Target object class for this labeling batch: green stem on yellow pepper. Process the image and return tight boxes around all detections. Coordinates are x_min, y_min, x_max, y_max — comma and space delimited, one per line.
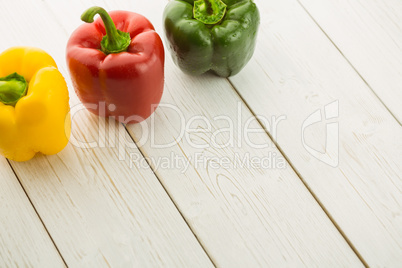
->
0, 73, 28, 106
81, 6, 131, 54
193, 0, 227, 25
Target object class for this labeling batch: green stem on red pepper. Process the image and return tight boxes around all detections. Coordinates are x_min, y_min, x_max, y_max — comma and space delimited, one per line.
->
81, 6, 131, 54
193, 0, 227, 24
0, 73, 28, 106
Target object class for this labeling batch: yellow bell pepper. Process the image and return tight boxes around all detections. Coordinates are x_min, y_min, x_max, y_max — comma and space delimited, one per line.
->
0, 47, 71, 162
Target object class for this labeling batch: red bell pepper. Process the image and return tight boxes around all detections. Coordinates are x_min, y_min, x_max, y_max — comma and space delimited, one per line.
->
66, 6, 164, 123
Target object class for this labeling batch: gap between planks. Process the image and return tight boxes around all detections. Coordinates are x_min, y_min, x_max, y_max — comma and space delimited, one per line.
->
6, 159, 68, 267
122, 125, 218, 267
225, 79, 369, 267
296, 0, 401, 126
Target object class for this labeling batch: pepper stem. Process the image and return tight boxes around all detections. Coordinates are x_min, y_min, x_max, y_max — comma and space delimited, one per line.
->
81, 6, 131, 54
193, 0, 227, 25
0, 73, 28, 106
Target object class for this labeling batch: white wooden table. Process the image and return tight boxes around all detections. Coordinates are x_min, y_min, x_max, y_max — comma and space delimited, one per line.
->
1, 0, 401, 267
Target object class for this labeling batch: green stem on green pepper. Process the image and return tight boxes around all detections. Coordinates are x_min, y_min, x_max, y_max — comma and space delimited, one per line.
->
193, 0, 227, 25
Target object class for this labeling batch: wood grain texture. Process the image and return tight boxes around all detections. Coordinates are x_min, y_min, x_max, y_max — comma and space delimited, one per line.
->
298, 0, 402, 123
229, 0, 402, 266
0, 1, 212, 267
130, 74, 363, 267
0, 158, 65, 267
113, 0, 361, 266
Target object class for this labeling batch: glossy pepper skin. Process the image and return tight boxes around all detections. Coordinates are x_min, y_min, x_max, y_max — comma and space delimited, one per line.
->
66, 7, 165, 124
0, 47, 71, 162
163, 0, 260, 77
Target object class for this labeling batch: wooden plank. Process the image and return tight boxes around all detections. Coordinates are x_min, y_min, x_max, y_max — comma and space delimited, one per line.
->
298, 0, 402, 122
0, 1, 212, 266
229, 0, 402, 266
102, 0, 363, 266
0, 158, 65, 267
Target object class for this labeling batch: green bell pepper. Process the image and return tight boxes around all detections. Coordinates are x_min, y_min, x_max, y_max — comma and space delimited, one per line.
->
163, 0, 260, 77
